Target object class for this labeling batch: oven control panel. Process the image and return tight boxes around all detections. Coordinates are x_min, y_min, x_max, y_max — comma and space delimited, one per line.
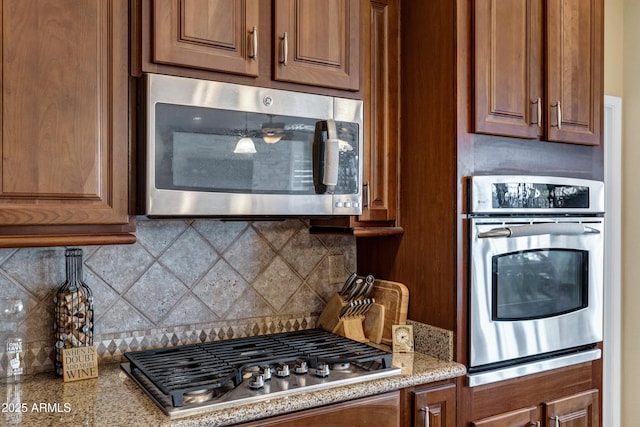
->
469, 175, 604, 215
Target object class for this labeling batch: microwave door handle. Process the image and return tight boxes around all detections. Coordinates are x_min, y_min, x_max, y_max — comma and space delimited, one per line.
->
477, 222, 601, 239
313, 119, 340, 194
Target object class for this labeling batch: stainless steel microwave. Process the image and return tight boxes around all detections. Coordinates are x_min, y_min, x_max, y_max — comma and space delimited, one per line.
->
140, 73, 363, 217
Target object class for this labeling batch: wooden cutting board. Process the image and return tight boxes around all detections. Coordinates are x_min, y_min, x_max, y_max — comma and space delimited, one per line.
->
368, 279, 409, 345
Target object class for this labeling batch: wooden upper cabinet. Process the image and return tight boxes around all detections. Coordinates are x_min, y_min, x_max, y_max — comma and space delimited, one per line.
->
546, 0, 603, 145
0, 0, 134, 247
153, 0, 260, 77
473, 0, 603, 145
310, 0, 400, 236
473, 0, 542, 139
357, 0, 399, 225
143, 0, 360, 92
273, 0, 360, 90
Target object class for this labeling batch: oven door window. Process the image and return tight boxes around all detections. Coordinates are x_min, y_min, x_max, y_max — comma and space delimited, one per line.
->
154, 103, 359, 195
492, 249, 588, 320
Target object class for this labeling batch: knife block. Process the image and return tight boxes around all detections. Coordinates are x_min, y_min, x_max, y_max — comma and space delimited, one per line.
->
317, 293, 367, 342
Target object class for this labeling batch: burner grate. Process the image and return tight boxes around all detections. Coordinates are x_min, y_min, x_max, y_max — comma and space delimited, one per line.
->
124, 329, 394, 408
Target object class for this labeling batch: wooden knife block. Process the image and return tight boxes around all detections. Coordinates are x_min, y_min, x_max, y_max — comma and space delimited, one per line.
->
317, 293, 367, 342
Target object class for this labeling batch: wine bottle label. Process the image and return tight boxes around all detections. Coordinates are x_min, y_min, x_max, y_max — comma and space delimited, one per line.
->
6, 340, 22, 353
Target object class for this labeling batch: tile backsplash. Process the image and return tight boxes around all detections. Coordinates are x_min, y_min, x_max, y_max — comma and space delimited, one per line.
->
0, 218, 356, 375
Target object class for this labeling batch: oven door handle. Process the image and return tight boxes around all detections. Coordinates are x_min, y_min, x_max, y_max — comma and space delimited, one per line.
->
477, 222, 600, 239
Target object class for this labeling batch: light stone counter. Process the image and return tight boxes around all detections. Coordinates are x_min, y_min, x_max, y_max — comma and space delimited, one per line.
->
0, 352, 465, 427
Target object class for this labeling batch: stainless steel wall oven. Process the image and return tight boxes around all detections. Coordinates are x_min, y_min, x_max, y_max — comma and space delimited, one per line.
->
467, 176, 604, 386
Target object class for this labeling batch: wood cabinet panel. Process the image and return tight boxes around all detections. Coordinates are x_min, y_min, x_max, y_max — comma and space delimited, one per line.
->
153, 0, 260, 76
546, 0, 603, 145
357, 0, 398, 224
544, 389, 599, 427
473, 0, 603, 145
141, 0, 360, 92
470, 389, 599, 427
274, 0, 360, 90
0, 0, 134, 245
237, 391, 400, 427
472, 406, 539, 427
473, 0, 542, 138
413, 383, 456, 427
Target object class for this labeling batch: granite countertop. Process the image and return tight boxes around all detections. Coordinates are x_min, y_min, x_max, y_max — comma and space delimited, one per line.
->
0, 352, 465, 427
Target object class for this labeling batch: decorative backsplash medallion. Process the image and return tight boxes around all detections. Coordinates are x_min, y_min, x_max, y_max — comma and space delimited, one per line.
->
0, 218, 356, 375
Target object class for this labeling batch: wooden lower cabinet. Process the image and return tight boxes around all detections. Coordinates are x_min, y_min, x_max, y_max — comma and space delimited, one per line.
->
470, 389, 599, 427
472, 406, 539, 427
236, 391, 400, 426
545, 389, 599, 427
413, 383, 456, 427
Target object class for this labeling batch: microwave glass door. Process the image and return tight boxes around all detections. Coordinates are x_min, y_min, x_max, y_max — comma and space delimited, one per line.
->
492, 248, 588, 320
154, 103, 359, 195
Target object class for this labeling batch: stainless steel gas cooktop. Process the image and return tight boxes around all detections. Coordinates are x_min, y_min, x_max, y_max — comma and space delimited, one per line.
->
121, 329, 401, 418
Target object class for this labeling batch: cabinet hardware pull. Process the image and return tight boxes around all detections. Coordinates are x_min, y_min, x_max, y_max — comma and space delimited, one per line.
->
363, 182, 370, 209
281, 32, 289, 65
531, 98, 542, 128
419, 406, 430, 427
250, 26, 257, 60
551, 415, 559, 427
552, 100, 562, 129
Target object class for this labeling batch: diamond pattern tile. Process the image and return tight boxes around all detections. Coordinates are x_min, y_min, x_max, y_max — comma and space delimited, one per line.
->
253, 256, 303, 311
252, 219, 303, 250
0, 248, 18, 265
159, 227, 219, 287
280, 228, 329, 278
85, 243, 154, 293
282, 284, 327, 314
83, 268, 119, 314
192, 260, 249, 317
97, 299, 153, 335
2, 247, 64, 299
223, 227, 276, 282
0, 218, 355, 374
194, 220, 248, 253
125, 263, 188, 323
159, 293, 217, 327
135, 218, 189, 257
306, 256, 342, 303
224, 287, 275, 319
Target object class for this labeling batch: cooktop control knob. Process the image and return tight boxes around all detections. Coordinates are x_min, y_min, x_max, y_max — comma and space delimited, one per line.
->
260, 365, 271, 381
315, 363, 330, 378
293, 361, 308, 375
249, 374, 265, 390
275, 364, 290, 378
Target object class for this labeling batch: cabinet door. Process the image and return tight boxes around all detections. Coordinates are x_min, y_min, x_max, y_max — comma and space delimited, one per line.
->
274, 0, 360, 90
473, 0, 543, 139
471, 406, 540, 427
238, 391, 400, 427
357, 0, 398, 224
544, 389, 599, 427
546, 0, 603, 145
413, 383, 456, 427
0, 0, 134, 246
153, 0, 260, 76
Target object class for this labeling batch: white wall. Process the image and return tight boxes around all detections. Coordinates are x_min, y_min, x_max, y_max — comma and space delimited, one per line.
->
621, 0, 640, 425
